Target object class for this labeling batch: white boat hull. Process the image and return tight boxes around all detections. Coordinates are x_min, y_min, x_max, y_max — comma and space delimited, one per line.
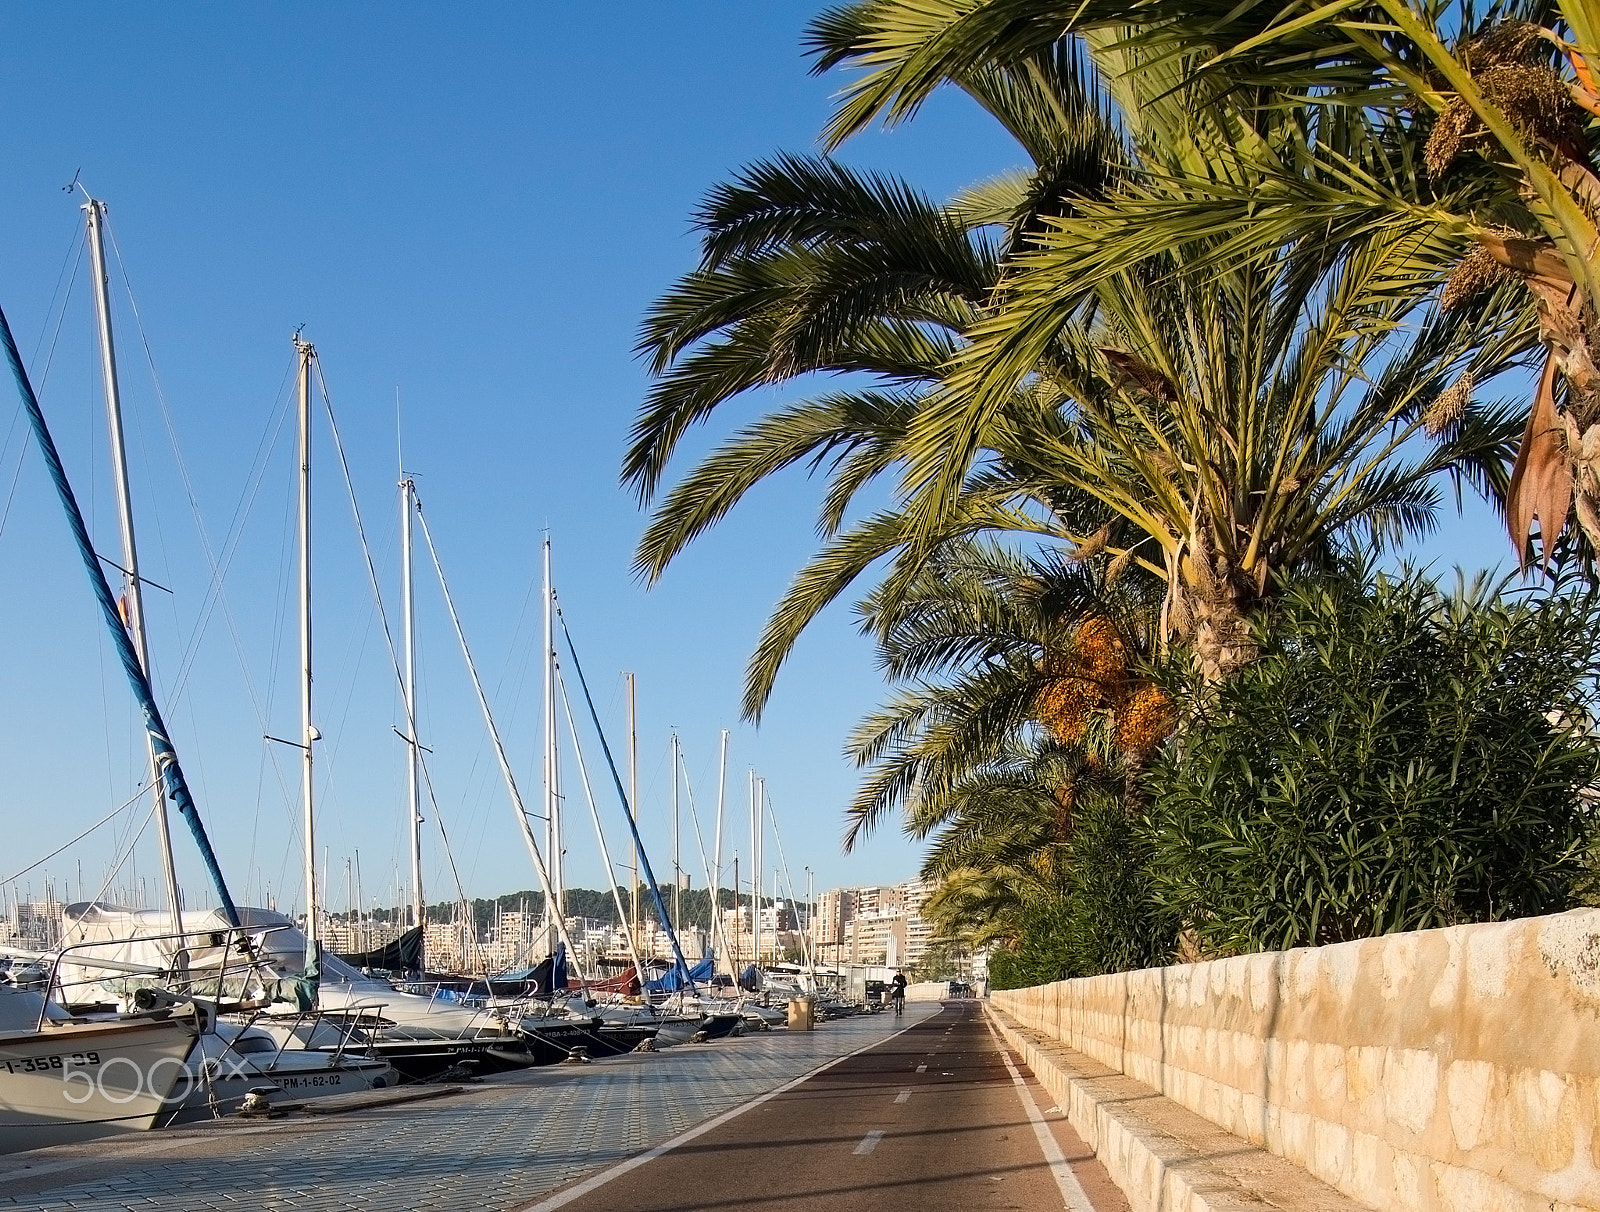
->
0, 1016, 197, 1153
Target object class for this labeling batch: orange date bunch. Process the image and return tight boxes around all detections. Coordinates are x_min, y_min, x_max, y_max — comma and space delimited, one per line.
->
1034, 618, 1174, 759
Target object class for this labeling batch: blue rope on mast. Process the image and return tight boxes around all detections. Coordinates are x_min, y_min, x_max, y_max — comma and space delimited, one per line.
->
0, 300, 240, 929
557, 611, 695, 989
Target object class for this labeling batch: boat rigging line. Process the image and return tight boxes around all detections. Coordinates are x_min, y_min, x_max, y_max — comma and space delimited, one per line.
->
0, 298, 241, 926
676, 750, 732, 974
64, 798, 161, 937
0, 783, 154, 890
761, 790, 821, 988
0, 220, 83, 547
554, 602, 697, 988
410, 489, 592, 992
555, 666, 649, 992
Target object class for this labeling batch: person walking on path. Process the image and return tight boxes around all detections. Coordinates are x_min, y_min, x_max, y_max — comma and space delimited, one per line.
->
889, 971, 907, 1016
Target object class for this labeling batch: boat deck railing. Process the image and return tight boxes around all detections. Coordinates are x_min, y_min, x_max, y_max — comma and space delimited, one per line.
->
39, 923, 300, 1032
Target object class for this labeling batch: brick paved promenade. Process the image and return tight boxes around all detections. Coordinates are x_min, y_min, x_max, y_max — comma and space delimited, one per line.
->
0, 1003, 1127, 1212
0, 1008, 941, 1211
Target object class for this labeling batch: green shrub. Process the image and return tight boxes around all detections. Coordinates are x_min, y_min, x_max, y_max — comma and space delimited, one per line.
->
1059, 788, 1177, 973
987, 899, 1075, 989
1144, 569, 1600, 956
987, 790, 1176, 988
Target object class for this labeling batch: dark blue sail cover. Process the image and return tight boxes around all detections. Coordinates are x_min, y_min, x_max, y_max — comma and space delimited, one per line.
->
505, 942, 570, 996
0, 301, 240, 928
646, 951, 714, 993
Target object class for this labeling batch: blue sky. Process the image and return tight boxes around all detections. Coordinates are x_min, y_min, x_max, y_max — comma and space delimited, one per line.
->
0, 5, 1513, 923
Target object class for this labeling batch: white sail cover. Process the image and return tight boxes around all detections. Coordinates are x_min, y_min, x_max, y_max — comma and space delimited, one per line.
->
56, 903, 312, 1004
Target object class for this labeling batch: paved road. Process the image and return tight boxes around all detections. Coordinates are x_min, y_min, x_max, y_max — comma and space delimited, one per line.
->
524, 1002, 1129, 1212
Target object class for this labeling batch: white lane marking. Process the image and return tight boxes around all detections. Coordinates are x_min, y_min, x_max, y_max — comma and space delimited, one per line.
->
854, 1130, 885, 1156
982, 1015, 1097, 1212
894, 1089, 911, 1104
516, 1012, 934, 1212
916, 1064, 927, 1073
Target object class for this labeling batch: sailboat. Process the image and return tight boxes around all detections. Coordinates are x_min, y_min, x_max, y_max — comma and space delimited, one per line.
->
197, 383, 644, 1077
0, 208, 261, 1149
32, 209, 391, 1113
40, 334, 500, 1084
219, 341, 552, 1079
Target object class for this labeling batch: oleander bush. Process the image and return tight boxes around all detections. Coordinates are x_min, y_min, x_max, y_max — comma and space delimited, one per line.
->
1143, 568, 1600, 956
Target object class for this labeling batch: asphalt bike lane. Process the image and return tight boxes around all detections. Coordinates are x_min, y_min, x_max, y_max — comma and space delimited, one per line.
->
520, 1001, 1128, 1212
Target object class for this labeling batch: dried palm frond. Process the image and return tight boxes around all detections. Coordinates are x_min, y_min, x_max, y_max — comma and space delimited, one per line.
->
1101, 348, 1177, 401
1166, 589, 1192, 637
1507, 351, 1571, 569
1148, 449, 1179, 475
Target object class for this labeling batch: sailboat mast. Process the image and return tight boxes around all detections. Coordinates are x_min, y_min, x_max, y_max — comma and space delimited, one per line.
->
670, 732, 680, 933
83, 197, 183, 924
296, 337, 319, 954
542, 536, 561, 951
401, 476, 424, 960
626, 672, 638, 946
557, 667, 649, 992
747, 770, 757, 967
355, 848, 365, 951
756, 776, 765, 967
712, 729, 727, 977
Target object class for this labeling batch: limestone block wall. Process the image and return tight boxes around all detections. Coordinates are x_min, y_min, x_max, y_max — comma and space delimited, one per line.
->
992, 908, 1600, 1212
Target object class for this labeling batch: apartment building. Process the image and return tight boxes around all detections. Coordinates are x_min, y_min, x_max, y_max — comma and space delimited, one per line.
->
810, 876, 934, 969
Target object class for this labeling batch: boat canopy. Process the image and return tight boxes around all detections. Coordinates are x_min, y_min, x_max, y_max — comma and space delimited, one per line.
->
335, 926, 423, 974
56, 903, 352, 1007
648, 952, 715, 993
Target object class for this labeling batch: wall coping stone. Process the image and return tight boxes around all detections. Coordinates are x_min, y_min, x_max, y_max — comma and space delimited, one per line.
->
988, 1005, 1369, 1212
991, 907, 1600, 1212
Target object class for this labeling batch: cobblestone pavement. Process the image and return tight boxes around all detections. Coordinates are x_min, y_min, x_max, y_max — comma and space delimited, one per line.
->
0, 1006, 939, 1212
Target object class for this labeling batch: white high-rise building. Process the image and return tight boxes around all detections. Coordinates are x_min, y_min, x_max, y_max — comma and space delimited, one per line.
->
810, 876, 935, 969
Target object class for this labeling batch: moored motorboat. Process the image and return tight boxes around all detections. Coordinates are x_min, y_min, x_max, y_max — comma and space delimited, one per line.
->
0, 984, 203, 1153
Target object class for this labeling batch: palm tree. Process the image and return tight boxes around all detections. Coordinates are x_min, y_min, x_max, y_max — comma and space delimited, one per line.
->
631, 15, 1527, 708
808, 0, 1599, 566
913, 734, 1174, 977
628, 154, 1042, 720
844, 536, 1167, 845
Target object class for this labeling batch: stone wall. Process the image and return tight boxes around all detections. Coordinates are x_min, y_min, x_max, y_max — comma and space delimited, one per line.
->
991, 908, 1600, 1212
